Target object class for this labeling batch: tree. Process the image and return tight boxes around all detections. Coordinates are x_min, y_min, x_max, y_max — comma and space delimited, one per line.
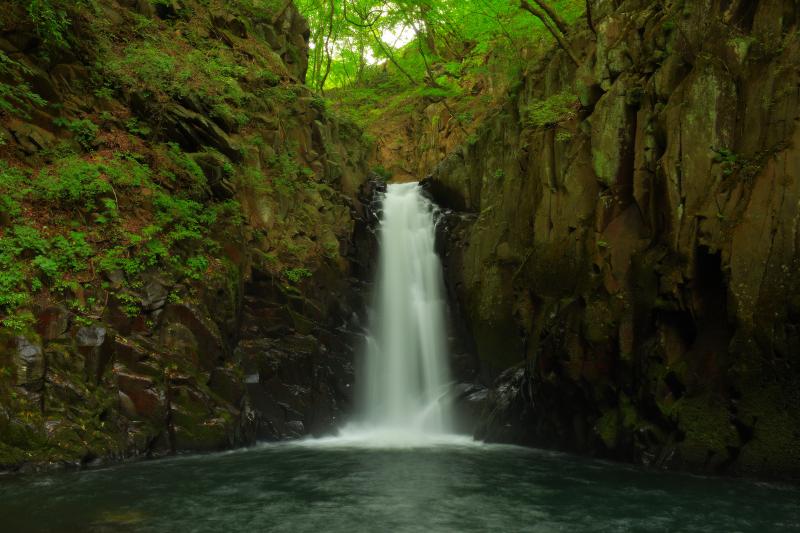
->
295, 0, 586, 92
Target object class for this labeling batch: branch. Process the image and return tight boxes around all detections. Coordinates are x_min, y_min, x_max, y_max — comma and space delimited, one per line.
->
519, 0, 580, 66
530, 0, 571, 35
369, 27, 416, 84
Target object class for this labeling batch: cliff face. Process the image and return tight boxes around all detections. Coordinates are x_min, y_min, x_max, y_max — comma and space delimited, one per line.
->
0, 0, 373, 469
428, 0, 800, 479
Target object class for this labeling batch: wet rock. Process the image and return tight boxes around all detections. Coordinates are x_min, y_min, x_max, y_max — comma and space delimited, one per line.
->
169, 385, 231, 451
427, 0, 800, 479
105, 269, 125, 288
10, 123, 55, 154
209, 367, 245, 406
0, 0, 372, 472
36, 306, 71, 341
77, 325, 106, 347
153, 0, 184, 19
140, 277, 168, 312
118, 390, 138, 418
450, 383, 489, 434
116, 369, 164, 420
211, 11, 247, 38
161, 103, 241, 161
193, 151, 235, 199
160, 304, 224, 370
14, 337, 44, 388
76, 325, 114, 383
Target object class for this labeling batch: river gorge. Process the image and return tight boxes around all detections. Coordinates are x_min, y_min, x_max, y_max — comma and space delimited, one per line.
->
1, 0, 799, 530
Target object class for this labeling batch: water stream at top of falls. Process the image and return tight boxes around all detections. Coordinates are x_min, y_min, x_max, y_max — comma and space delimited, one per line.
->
335, 181, 457, 445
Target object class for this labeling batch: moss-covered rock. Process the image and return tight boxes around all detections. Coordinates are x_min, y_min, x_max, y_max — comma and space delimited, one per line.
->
0, 0, 371, 471
431, 0, 800, 480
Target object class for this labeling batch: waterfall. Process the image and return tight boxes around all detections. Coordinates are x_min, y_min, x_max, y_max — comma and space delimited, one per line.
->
352, 182, 454, 440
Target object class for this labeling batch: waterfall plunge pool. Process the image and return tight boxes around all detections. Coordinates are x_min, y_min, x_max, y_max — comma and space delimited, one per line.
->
3, 184, 797, 531
1, 439, 798, 532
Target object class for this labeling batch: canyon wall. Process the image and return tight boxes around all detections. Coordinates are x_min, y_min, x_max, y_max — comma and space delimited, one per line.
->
428, 0, 800, 479
0, 0, 373, 470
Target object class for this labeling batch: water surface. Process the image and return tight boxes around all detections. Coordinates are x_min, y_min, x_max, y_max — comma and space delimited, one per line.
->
1, 439, 797, 532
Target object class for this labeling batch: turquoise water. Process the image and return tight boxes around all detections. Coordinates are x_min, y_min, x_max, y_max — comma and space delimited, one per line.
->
1, 439, 798, 532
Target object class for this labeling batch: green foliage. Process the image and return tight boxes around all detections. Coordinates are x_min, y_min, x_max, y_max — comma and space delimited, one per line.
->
268, 151, 305, 195
0, 52, 47, 118
185, 256, 210, 280
125, 118, 151, 137
108, 42, 249, 114
296, 0, 584, 92
524, 92, 579, 128
372, 165, 392, 181
0, 144, 245, 326
35, 156, 112, 210
311, 95, 328, 114
153, 192, 215, 245
284, 267, 312, 284
116, 293, 141, 318
555, 130, 573, 143
53, 118, 99, 150
1, 311, 35, 333
165, 143, 207, 187
21, 0, 71, 47
712, 147, 739, 176
0, 163, 30, 220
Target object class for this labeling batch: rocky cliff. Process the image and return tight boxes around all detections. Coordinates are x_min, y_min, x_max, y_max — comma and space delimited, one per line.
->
0, 0, 374, 470
428, 0, 800, 480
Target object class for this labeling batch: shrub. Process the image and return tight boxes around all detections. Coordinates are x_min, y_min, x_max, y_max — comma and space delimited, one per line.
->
165, 143, 207, 187
53, 118, 99, 150
284, 267, 312, 284
35, 156, 113, 210
20, 0, 71, 47
372, 165, 392, 181
185, 255, 210, 280
524, 92, 579, 128
0, 52, 46, 118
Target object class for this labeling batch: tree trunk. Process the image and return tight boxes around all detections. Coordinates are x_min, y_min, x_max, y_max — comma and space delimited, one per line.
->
420, 5, 438, 55
318, 0, 335, 92
370, 27, 416, 85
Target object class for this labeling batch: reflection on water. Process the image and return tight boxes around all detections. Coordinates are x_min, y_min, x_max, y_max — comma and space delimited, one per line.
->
0, 441, 798, 532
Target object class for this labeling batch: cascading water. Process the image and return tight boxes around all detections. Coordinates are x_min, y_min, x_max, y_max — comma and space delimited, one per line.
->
362, 182, 452, 433
335, 182, 456, 444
